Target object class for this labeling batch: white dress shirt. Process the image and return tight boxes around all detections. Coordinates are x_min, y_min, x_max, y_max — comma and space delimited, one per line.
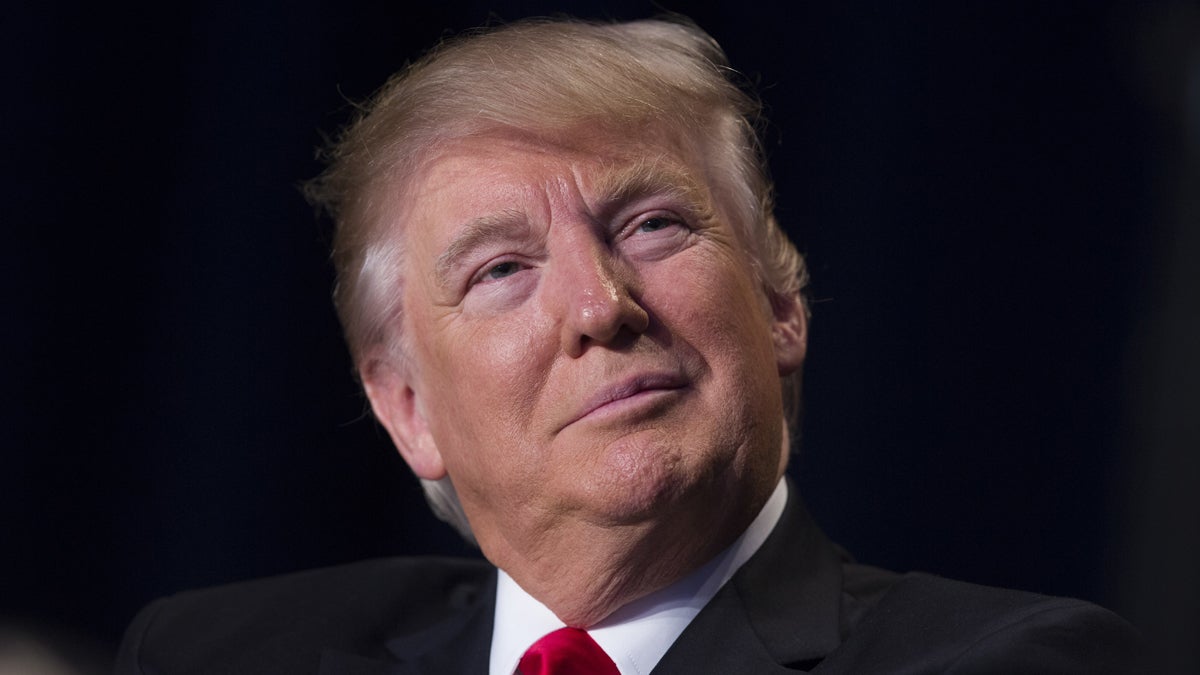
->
488, 478, 788, 675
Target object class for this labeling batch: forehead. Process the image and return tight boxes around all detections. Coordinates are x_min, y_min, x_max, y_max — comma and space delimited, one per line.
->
395, 127, 714, 252
376, 128, 710, 275
411, 126, 711, 209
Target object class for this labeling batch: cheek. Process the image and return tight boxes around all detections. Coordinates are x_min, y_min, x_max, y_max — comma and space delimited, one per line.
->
414, 310, 557, 456
420, 307, 544, 383
653, 253, 775, 364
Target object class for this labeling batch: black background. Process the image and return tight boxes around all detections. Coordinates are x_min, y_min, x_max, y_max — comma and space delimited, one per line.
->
4, 0, 1198, 669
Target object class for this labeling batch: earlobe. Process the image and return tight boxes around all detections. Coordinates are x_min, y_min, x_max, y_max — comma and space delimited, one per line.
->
361, 357, 447, 481
772, 292, 808, 375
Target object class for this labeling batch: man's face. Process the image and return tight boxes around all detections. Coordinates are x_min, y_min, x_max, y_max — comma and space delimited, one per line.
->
368, 125, 806, 565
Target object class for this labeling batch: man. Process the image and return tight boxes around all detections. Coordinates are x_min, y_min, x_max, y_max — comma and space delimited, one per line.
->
117, 17, 1141, 674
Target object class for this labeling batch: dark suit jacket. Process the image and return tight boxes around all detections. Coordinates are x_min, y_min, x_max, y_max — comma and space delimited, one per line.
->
117, 490, 1142, 674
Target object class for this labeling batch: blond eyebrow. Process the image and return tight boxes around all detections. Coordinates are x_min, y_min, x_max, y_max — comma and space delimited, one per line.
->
433, 209, 530, 290
590, 157, 714, 221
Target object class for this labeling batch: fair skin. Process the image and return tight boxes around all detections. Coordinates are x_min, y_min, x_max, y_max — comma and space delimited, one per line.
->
364, 125, 807, 627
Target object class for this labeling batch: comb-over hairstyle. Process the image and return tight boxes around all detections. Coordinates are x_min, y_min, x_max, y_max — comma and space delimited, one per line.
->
305, 17, 809, 543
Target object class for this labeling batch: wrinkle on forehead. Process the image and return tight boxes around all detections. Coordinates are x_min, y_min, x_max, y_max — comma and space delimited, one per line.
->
421, 122, 717, 199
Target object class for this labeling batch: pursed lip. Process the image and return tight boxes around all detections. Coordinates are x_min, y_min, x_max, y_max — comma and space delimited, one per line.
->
563, 371, 690, 429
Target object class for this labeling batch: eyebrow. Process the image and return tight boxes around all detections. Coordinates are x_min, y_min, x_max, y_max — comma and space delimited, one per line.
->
589, 157, 713, 222
433, 209, 531, 290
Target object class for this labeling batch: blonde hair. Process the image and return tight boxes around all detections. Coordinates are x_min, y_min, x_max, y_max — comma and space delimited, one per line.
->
305, 17, 808, 542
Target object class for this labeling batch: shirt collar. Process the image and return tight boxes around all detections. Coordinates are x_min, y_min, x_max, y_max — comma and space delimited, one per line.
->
488, 478, 788, 675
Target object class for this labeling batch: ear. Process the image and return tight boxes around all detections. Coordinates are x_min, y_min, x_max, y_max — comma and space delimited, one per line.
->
360, 355, 447, 481
771, 291, 808, 376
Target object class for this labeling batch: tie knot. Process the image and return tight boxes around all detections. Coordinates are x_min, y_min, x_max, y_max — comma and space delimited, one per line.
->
518, 627, 619, 675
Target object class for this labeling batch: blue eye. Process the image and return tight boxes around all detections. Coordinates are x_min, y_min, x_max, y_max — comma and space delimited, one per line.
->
485, 261, 521, 280
638, 217, 674, 233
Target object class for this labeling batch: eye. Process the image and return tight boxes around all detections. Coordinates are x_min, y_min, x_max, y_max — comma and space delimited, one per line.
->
482, 260, 523, 281
636, 216, 683, 234
617, 211, 693, 262
638, 216, 675, 233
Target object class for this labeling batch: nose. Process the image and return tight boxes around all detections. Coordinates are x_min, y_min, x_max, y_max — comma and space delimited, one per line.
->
551, 242, 650, 358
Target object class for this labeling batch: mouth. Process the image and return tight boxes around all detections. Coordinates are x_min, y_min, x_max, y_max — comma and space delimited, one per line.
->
564, 371, 690, 429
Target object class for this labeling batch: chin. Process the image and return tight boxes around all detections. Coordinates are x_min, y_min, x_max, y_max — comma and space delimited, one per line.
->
575, 431, 723, 526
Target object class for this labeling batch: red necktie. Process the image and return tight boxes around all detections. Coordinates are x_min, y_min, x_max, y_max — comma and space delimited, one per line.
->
518, 627, 620, 675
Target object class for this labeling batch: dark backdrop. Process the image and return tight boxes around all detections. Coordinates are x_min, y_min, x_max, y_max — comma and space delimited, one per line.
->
4, 0, 1197, 669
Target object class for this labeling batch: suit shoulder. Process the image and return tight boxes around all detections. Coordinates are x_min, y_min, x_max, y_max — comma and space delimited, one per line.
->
139, 556, 493, 631
829, 572, 1144, 674
116, 556, 493, 674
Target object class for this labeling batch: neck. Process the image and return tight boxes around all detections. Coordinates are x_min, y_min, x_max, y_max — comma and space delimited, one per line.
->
482, 478, 775, 627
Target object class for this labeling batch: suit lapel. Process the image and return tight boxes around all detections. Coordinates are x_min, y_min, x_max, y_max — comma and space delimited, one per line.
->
318, 568, 496, 675
652, 482, 846, 673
